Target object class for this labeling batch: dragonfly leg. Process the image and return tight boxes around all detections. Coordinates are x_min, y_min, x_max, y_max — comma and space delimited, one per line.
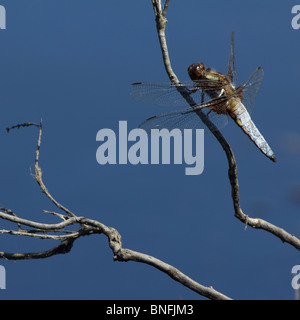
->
201, 90, 205, 105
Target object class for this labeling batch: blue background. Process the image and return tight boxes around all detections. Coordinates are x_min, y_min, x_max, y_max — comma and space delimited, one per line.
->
0, 0, 300, 300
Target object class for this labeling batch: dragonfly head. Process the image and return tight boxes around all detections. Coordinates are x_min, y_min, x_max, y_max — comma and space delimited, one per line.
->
188, 63, 206, 81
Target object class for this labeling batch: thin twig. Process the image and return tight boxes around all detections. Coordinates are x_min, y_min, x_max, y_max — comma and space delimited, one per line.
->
6, 122, 39, 133
43, 210, 69, 221
0, 229, 80, 240
162, 0, 170, 16
34, 120, 76, 218
0, 238, 75, 260
116, 248, 231, 300
0, 210, 80, 230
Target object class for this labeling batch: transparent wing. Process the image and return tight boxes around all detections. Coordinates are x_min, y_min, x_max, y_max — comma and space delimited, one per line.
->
139, 105, 229, 133
238, 66, 264, 115
131, 80, 225, 107
227, 31, 238, 86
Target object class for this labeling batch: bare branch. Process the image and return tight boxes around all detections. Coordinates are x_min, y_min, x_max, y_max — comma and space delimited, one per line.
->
152, 0, 178, 84
162, 0, 170, 16
6, 122, 39, 133
116, 248, 231, 300
2, 0, 297, 301
0, 123, 231, 299
0, 210, 80, 231
151, 0, 300, 251
43, 210, 69, 221
0, 238, 75, 260
33, 120, 76, 218
235, 209, 300, 249
0, 203, 231, 299
0, 229, 79, 240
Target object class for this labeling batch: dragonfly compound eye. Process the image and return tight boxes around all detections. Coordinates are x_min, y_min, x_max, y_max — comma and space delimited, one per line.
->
188, 63, 206, 80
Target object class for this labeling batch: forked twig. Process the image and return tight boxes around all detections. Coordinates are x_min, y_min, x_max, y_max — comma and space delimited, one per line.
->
1, 118, 231, 299
33, 119, 76, 218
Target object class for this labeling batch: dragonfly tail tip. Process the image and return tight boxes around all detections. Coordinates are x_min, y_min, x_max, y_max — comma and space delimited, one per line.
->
270, 155, 277, 163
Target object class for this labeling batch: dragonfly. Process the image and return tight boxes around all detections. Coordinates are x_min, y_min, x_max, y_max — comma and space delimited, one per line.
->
131, 32, 277, 163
